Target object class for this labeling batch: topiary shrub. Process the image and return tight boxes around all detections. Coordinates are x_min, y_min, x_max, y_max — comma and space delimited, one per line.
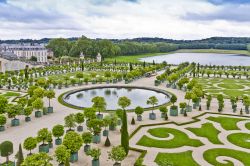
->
104, 137, 111, 147
131, 117, 135, 125
0, 141, 14, 164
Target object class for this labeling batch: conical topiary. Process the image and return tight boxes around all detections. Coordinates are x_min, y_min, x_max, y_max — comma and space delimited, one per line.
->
105, 136, 111, 147
131, 117, 135, 125
16, 144, 24, 166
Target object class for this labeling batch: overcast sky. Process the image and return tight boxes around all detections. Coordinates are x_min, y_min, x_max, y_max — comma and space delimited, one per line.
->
1, 0, 250, 40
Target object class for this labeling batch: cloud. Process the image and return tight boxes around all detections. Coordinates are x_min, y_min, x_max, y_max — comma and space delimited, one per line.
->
0, 0, 250, 40
208, 0, 250, 5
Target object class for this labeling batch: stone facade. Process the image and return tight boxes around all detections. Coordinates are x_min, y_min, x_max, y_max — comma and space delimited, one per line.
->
0, 57, 29, 73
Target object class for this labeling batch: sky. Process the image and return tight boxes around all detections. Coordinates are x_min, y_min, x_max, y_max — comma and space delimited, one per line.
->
1, 0, 250, 40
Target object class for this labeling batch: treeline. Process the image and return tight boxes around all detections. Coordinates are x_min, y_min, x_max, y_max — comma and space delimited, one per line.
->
46, 37, 178, 58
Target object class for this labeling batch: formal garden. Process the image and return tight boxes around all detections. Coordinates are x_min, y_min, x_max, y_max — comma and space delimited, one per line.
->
1, 60, 250, 166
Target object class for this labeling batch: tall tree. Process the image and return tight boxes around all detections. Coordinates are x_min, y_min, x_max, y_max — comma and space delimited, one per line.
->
118, 96, 131, 155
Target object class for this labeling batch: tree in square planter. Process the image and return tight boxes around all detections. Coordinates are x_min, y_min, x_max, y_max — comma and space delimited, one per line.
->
47, 132, 53, 148
32, 98, 44, 118
55, 145, 71, 166
82, 132, 93, 153
23, 137, 37, 155
159, 106, 168, 119
6, 103, 21, 127
217, 94, 224, 112
118, 96, 130, 155
0, 141, 14, 165
21, 152, 52, 166
179, 102, 187, 116
243, 97, 250, 114
230, 96, 238, 113
206, 95, 212, 110
103, 115, 111, 136
87, 118, 103, 144
192, 87, 203, 108
109, 113, 118, 131
92, 96, 107, 119
52, 124, 65, 145
135, 106, 144, 121
17, 97, 28, 113
75, 112, 85, 132
45, 89, 55, 113
170, 95, 178, 116
37, 128, 50, 153
0, 114, 7, 132
108, 146, 126, 166
87, 148, 101, 166
84, 107, 97, 124
63, 131, 83, 163
64, 114, 77, 132
146, 96, 158, 120
24, 106, 33, 122
184, 91, 193, 112
192, 94, 199, 109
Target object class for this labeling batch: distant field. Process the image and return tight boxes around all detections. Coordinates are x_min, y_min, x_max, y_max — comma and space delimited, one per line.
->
176, 49, 250, 56
105, 52, 174, 63
105, 49, 250, 63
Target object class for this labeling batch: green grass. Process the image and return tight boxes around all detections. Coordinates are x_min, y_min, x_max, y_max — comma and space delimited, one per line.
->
217, 83, 244, 89
155, 151, 199, 166
2, 92, 20, 97
186, 123, 222, 144
176, 49, 250, 56
207, 116, 246, 130
105, 52, 174, 63
227, 133, 250, 149
245, 123, 250, 130
136, 127, 203, 148
148, 128, 170, 138
203, 148, 250, 166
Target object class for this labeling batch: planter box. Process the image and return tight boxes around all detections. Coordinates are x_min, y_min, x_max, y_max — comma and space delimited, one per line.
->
43, 108, 48, 115
92, 134, 101, 144
186, 105, 192, 112
125, 80, 129, 84
180, 108, 185, 114
49, 142, 53, 148
55, 138, 62, 145
103, 129, 109, 136
245, 106, 249, 114
70, 152, 78, 163
0, 125, 5, 132
92, 159, 100, 166
25, 117, 31, 122
47, 107, 53, 113
137, 115, 142, 121
96, 113, 103, 119
109, 124, 116, 131
193, 103, 197, 109
171, 84, 176, 89
35, 111, 42, 118
117, 119, 122, 126
170, 107, 178, 116
84, 144, 90, 153
77, 126, 83, 132
113, 163, 121, 166
161, 113, 166, 118
149, 112, 156, 120
11, 119, 20, 126
39, 144, 49, 153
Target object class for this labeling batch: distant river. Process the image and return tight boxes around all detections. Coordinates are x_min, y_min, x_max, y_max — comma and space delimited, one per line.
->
140, 53, 250, 66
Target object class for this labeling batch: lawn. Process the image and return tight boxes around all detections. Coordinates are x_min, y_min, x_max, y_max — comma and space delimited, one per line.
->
148, 128, 170, 138
155, 151, 199, 166
196, 78, 250, 98
136, 127, 203, 148
186, 123, 222, 144
203, 148, 250, 166
245, 122, 250, 130
207, 116, 246, 130
227, 133, 250, 149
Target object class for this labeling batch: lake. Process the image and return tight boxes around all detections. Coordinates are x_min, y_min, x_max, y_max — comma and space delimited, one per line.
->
140, 53, 250, 66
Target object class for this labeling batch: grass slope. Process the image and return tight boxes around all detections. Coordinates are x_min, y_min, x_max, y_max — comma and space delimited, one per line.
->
186, 123, 222, 144
155, 151, 199, 166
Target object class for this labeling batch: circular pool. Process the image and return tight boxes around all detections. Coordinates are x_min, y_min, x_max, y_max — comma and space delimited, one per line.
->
62, 86, 171, 110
